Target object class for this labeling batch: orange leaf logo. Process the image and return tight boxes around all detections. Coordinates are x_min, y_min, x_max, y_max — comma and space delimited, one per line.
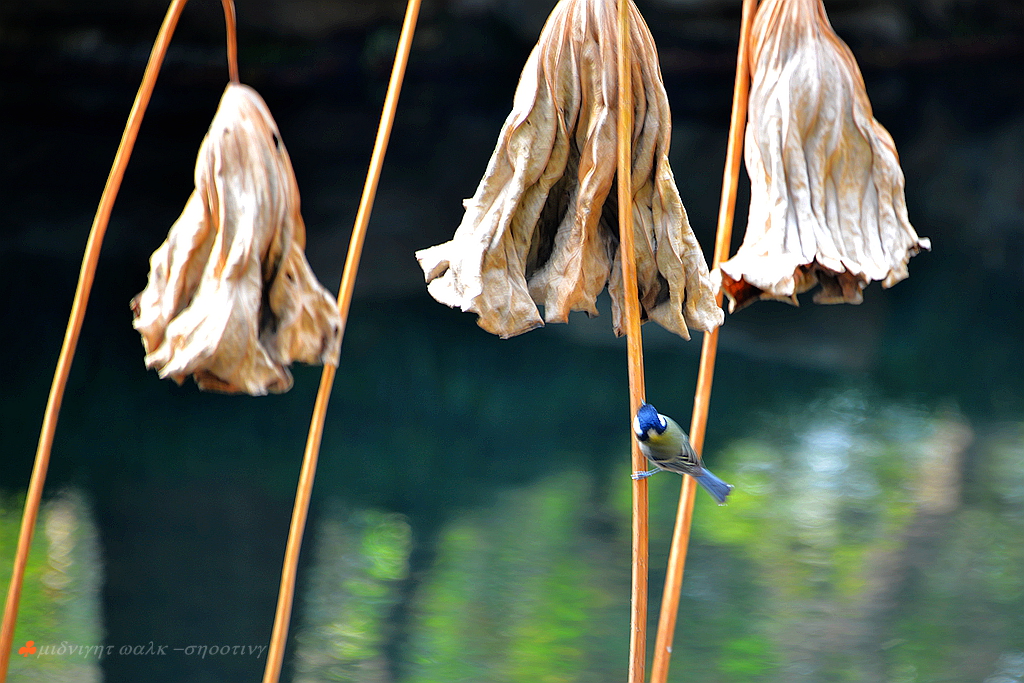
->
19, 640, 36, 657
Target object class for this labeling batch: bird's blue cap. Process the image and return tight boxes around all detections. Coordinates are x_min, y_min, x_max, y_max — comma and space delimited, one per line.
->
634, 403, 667, 440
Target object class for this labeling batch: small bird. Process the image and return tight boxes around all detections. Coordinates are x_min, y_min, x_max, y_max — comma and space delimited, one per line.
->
632, 403, 734, 505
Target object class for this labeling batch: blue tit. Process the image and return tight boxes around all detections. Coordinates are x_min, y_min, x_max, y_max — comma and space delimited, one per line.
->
631, 402, 734, 505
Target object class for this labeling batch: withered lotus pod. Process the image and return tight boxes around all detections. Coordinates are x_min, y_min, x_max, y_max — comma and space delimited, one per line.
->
716, 0, 931, 310
415, 0, 723, 339
131, 83, 341, 395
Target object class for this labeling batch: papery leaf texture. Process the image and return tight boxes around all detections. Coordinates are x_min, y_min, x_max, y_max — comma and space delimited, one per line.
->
716, 0, 930, 310
132, 83, 341, 395
416, 0, 723, 339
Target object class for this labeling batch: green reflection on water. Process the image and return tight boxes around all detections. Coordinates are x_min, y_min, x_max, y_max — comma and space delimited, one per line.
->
405, 472, 607, 683
6, 389, 1024, 683
294, 508, 412, 681
289, 390, 1024, 682
1, 490, 102, 683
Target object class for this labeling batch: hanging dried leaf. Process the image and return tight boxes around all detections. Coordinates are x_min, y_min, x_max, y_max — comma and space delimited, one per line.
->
131, 83, 341, 395
415, 0, 723, 339
715, 0, 931, 310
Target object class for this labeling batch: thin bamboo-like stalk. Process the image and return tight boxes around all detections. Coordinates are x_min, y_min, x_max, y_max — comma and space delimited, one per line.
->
259, 2, 421, 681
0, 3, 238, 680
648, 0, 757, 681
616, 2, 649, 683
222, 0, 239, 84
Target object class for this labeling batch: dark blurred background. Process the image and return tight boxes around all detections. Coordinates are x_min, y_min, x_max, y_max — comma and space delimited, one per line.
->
2, 0, 1023, 681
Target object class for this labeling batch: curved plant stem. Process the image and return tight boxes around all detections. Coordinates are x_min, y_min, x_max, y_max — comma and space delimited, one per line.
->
0, 0, 217, 677
259, 2, 421, 681
647, 1, 757, 682
616, 2, 649, 683
222, 0, 239, 83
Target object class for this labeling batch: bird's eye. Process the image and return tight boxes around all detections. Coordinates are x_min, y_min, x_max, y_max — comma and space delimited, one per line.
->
658, 416, 668, 431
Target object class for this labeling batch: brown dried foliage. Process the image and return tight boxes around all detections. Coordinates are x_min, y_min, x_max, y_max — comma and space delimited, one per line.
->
416, 0, 723, 339
716, 0, 931, 310
132, 83, 341, 395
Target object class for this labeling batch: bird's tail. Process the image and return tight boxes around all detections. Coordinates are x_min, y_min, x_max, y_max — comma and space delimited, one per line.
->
694, 470, 734, 505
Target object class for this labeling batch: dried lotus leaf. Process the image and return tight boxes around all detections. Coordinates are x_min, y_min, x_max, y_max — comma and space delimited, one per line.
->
416, 0, 722, 339
716, 0, 930, 311
132, 83, 341, 395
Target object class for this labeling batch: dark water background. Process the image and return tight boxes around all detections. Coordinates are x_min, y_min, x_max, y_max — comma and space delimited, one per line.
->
2, 1, 1024, 681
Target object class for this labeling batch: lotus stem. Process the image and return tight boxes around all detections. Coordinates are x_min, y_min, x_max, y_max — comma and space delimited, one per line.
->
222, 0, 239, 83
648, 0, 756, 681
615, 2, 650, 683
0, 0, 216, 678
259, 1, 421, 682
